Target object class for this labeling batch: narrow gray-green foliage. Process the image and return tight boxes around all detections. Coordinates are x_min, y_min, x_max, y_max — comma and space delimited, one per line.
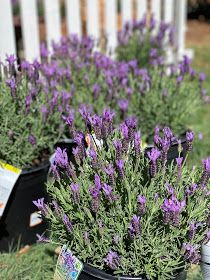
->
45, 127, 210, 279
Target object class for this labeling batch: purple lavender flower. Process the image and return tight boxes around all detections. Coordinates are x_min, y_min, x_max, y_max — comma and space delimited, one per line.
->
6, 77, 17, 99
163, 127, 173, 141
104, 164, 115, 186
50, 163, 60, 180
33, 198, 48, 216
182, 243, 200, 264
118, 99, 129, 118
137, 195, 146, 215
188, 221, 201, 240
128, 215, 141, 238
176, 75, 183, 85
203, 231, 210, 244
52, 200, 62, 216
70, 183, 80, 203
40, 106, 48, 123
89, 147, 98, 168
72, 147, 80, 165
40, 43, 49, 59
116, 159, 125, 179
6, 54, 16, 66
104, 250, 121, 270
185, 183, 198, 197
113, 139, 122, 160
125, 116, 137, 142
147, 148, 161, 177
102, 183, 116, 203
161, 196, 185, 226
201, 157, 210, 187
36, 233, 50, 243
199, 73, 206, 83
102, 108, 115, 139
89, 185, 100, 213
63, 214, 73, 232
92, 114, 102, 140
92, 83, 101, 99
54, 147, 68, 169
28, 134, 36, 146
186, 131, 194, 152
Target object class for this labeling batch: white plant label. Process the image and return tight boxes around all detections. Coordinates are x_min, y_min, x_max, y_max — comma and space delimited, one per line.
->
0, 161, 21, 218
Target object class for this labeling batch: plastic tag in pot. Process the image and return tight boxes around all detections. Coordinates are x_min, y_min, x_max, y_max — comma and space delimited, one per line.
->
54, 245, 83, 280
0, 161, 21, 218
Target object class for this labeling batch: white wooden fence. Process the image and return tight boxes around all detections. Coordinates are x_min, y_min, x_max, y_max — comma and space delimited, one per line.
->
0, 0, 190, 62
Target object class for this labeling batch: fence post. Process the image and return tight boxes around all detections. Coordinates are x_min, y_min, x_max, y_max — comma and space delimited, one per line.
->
0, 0, 16, 61
20, 0, 40, 61
175, 0, 187, 60
44, 0, 61, 50
105, 0, 117, 54
121, 0, 132, 26
136, 0, 147, 20
65, 0, 81, 37
87, 0, 100, 40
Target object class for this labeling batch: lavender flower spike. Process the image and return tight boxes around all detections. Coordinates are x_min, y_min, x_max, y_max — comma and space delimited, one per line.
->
113, 139, 122, 160
33, 197, 48, 216
116, 159, 125, 179
137, 195, 146, 215
147, 148, 161, 177
63, 214, 73, 232
104, 250, 121, 270
176, 157, 183, 180
104, 164, 115, 186
134, 131, 141, 158
128, 215, 141, 238
182, 243, 200, 264
70, 183, 80, 203
201, 157, 210, 187
186, 131, 194, 152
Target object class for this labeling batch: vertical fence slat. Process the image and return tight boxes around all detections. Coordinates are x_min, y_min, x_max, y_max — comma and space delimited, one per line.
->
0, 0, 16, 61
65, 0, 81, 36
151, 0, 161, 22
163, 0, 174, 23
87, 0, 100, 39
122, 0, 132, 25
175, 0, 187, 59
44, 0, 61, 49
105, 0, 117, 52
20, 0, 40, 61
137, 0, 147, 20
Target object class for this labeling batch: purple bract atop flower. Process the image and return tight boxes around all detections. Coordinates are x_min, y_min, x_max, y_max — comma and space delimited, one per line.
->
6, 54, 16, 66
185, 183, 198, 197
120, 122, 129, 139
147, 148, 161, 163
102, 183, 117, 203
102, 107, 115, 122
161, 195, 185, 226
33, 197, 48, 216
188, 221, 201, 240
104, 250, 121, 270
163, 127, 173, 141
54, 147, 68, 169
186, 131, 194, 152
40, 106, 48, 122
92, 83, 101, 98
113, 139, 122, 160
182, 243, 200, 264
70, 183, 80, 203
104, 164, 115, 186
176, 75, 183, 85
201, 157, 210, 187
52, 200, 62, 216
128, 215, 141, 238
28, 134, 37, 146
176, 157, 183, 166
118, 99, 129, 113
94, 173, 101, 190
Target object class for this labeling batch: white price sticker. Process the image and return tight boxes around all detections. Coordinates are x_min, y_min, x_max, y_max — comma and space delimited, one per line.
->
0, 161, 22, 218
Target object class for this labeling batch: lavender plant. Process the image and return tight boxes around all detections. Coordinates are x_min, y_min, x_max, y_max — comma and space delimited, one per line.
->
0, 56, 70, 168
36, 112, 210, 280
43, 36, 203, 141
116, 16, 176, 68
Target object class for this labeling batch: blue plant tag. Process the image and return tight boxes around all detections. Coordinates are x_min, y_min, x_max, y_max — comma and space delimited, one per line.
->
54, 245, 83, 280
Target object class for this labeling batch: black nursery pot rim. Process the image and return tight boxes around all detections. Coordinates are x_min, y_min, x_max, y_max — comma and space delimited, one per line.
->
21, 160, 50, 176
83, 263, 146, 280
83, 264, 186, 280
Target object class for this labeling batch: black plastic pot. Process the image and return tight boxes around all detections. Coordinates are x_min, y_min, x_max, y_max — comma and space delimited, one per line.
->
145, 136, 187, 165
0, 161, 50, 252
79, 264, 187, 280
